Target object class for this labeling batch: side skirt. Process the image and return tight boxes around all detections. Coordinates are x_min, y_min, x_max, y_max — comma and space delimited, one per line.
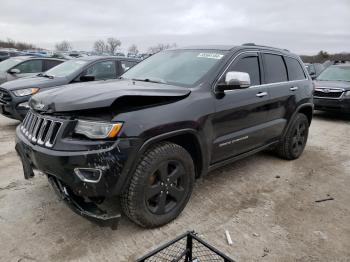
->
208, 141, 279, 172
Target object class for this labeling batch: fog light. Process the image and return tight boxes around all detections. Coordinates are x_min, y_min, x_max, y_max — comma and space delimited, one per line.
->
74, 168, 102, 183
17, 102, 30, 109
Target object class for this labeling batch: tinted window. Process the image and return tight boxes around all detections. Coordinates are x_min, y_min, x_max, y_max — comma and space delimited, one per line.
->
121, 60, 138, 73
228, 56, 261, 85
285, 57, 305, 80
263, 54, 287, 83
13, 60, 42, 73
44, 60, 63, 71
86, 60, 116, 80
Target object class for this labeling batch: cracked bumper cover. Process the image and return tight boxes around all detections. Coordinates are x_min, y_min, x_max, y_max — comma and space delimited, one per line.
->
15, 125, 142, 227
15, 125, 141, 197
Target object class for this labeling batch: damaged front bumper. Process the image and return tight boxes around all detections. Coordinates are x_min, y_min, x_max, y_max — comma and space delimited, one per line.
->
48, 175, 120, 229
15, 125, 141, 228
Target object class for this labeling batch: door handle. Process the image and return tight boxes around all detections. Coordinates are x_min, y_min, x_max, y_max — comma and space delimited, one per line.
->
290, 86, 298, 91
256, 92, 268, 98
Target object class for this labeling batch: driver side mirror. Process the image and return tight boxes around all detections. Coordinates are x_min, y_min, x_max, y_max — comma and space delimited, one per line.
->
9, 68, 20, 74
216, 71, 251, 93
80, 75, 95, 82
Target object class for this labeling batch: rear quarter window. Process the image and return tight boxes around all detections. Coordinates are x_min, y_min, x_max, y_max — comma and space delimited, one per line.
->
285, 57, 306, 81
263, 54, 288, 83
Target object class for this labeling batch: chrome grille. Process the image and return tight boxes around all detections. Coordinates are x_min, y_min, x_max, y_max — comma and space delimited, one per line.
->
0, 88, 12, 103
20, 111, 63, 148
314, 88, 344, 99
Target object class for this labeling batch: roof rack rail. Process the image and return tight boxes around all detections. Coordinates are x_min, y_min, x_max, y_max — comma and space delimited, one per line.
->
242, 43, 290, 52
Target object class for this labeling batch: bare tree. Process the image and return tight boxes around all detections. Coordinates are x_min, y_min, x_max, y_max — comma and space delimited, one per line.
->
0, 38, 38, 50
106, 37, 121, 55
147, 43, 177, 54
55, 41, 72, 52
93, 40, 107, 54
128, 44, 139, 54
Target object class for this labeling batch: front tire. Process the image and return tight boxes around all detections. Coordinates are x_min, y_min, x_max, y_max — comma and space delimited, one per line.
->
121, 142, 195, 228
276, 113, 309, 160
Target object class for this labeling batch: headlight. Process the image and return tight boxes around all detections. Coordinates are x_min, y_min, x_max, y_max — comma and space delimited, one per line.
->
74, 120, 123, 139
12, 88, 39, 97
345, 91, 350, 97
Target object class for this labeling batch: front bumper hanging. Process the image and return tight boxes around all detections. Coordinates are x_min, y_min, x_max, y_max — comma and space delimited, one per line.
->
16, 142, 121, 230
48, 176, 121, 230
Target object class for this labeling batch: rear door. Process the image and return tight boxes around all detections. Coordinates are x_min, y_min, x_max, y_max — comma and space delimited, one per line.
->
261, 53, 306, 142
211, 51, 271, 163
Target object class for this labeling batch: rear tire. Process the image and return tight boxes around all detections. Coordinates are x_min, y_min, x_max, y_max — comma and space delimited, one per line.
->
275, 113, 309, 160
121, 142, 195, 228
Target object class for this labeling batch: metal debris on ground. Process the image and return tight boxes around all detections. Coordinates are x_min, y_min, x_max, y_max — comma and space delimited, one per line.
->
225, 230, 233, 245
137, 231, 235, 262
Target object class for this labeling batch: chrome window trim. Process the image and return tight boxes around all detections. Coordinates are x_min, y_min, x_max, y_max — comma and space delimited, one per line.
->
212, 50, 309, 94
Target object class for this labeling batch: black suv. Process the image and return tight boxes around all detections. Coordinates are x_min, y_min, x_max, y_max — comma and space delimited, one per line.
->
0, 56, 139, 120
15, 44, 313, 228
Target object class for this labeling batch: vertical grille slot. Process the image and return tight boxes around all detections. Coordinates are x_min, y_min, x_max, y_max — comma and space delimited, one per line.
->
46, 122, 62, 147
20, 111, 63, 148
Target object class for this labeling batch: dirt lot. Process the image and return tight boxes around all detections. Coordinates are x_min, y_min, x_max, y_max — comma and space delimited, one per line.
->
0, 112, 349, 262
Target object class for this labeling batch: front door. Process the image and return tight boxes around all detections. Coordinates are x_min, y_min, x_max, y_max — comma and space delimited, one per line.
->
211, 52, 270, 164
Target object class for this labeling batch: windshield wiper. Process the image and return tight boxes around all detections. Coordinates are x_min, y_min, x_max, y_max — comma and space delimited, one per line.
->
37, 73, 54, 79
132, 77, 166, 84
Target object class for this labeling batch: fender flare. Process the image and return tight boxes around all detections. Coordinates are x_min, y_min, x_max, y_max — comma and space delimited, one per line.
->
118, 128, 207, 193
282, 103, 314, 137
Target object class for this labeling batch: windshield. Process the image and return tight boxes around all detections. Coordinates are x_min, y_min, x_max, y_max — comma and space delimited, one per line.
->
45, 60, 88, 77
122, 49, 227, 86
317, 66, 350, 82
0, 58, 23, 72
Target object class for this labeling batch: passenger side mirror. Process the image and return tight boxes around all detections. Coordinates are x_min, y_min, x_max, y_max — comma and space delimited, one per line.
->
80, 75, 95, 82
9, 68, 20, 74
216, 71, 251, 93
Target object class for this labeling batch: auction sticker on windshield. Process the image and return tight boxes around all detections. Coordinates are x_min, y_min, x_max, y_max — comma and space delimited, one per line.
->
197, 53, 224, 59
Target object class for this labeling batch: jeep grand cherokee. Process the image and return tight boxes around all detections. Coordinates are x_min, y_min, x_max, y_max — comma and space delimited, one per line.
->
15, 44, 313, 228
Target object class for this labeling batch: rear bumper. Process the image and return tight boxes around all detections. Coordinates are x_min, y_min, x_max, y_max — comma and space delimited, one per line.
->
314, 97, 350, 113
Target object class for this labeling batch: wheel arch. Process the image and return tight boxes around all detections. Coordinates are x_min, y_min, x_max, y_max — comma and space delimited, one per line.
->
283, 103, 314, 137
137, 129, 206, 179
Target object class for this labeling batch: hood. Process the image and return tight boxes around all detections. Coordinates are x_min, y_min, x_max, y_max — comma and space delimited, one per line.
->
314, 80, 350, 91
0, 75, 67, 91
0, 71, 7, 85
29, 79, 191, 113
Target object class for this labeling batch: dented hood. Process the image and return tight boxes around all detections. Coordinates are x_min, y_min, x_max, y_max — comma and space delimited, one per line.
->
29, 79, 191, 112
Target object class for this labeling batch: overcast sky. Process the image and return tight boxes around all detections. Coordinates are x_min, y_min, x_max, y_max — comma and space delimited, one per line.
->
0, 0, 349, 54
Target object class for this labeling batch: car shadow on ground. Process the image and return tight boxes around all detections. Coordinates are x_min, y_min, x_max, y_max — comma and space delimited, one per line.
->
313, 110, 350, 121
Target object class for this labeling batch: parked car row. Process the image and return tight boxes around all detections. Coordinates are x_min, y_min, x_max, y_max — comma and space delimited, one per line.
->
0, 56, 139, 120
0, 56, 64, 85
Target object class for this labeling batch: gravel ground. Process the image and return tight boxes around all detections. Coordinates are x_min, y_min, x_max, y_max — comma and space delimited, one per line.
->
0, 112, 349, 262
